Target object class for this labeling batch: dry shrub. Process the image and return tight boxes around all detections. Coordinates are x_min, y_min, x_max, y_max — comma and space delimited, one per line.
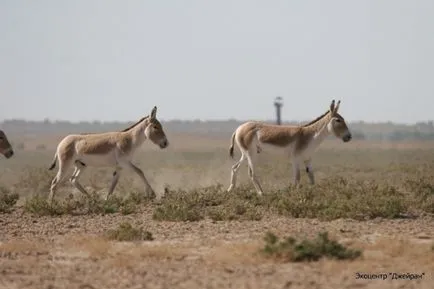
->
24, 191, 150, 216
104, 222, 154, 242
267, 177, 408, 220
0, 186, 19, 213
152, 184, 263, 222
261, 231, 362, 262
405, 177, 434, 214
152, 178, 415, 222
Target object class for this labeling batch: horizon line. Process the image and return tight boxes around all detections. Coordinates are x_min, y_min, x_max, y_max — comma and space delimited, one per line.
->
1, 118, 433, 127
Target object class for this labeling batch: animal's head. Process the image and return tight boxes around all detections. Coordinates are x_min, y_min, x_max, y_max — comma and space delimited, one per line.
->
144, 106, 169, 149
327, 100, 352, 143
0, 130, 14, 158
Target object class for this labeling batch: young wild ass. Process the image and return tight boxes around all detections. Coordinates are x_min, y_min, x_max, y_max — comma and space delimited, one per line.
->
0, 130, 14, 159
48, 106, 169, 203
227, 100, 352, 195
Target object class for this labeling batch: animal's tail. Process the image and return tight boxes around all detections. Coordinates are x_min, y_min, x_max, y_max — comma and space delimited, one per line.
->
48, 153, 57, 170
229, 131, 236, 159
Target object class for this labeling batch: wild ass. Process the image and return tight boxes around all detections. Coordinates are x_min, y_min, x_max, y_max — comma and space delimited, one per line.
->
227, 100, 352, 195
0, 130, 14, 159
48, 106, 169, 203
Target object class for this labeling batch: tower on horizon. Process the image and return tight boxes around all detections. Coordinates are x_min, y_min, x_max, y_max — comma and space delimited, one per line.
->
274, 96, 283, 125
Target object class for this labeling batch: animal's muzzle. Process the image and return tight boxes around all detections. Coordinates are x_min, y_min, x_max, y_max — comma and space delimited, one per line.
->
343, 134, 352, 143
4, 149, 14, 158
159, 140, 169, 149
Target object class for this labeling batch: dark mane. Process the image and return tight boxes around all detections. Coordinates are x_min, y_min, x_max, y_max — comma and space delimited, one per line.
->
302, 110, 330, 127
77, 116, 148, 135
120, 116, 148, 132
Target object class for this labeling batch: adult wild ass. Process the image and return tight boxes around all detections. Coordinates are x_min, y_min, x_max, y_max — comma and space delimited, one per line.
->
227, 100, 352, 195
0, 130, 14, 159
48, 106, 169, 203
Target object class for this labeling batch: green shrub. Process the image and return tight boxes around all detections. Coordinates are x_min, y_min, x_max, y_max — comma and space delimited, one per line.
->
261, 231, 362, 262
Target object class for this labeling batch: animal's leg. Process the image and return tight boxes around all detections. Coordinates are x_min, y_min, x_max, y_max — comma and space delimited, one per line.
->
69, 166, 78, 182
304, 159, 315, 185
246, 151, 264, 195
105, 167, 121, 200
49, 159, 72, 204
227, 152, 246, 192
70, 160, 91, 198
125, 162, 156, 198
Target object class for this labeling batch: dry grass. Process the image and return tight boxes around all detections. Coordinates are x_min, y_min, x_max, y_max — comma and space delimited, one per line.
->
0, 240, 49, 257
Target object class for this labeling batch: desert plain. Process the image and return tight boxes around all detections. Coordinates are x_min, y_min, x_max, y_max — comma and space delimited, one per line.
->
0, 132, 433, 289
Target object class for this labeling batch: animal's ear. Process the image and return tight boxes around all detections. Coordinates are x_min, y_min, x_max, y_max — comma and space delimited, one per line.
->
329, 100, 336, 113
150, 106, 157, 119
334, 100, 341, 114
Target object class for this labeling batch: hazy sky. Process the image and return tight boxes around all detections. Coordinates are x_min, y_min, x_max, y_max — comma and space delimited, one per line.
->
1, 0, 433, 123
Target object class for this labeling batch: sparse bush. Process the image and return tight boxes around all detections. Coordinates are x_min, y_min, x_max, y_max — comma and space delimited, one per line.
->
153, 185, 263, 222
152, 178, 413, 222
208, 200, 263, 221
405, 178, 434, 214
153, 202, 203, 222
265, 177, 408, 220
23, 192, 143, 216
85, 193, 122, 215
261, 231, 362, 262
24, 194, 68, 216
150, 174, 434, 222
120, 201, 137, 215
105, 222, 154, 241
128, 191, 151, 205
0, 186, 19, 213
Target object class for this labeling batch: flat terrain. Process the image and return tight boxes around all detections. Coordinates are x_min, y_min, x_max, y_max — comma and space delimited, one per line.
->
0, 134, 433, 289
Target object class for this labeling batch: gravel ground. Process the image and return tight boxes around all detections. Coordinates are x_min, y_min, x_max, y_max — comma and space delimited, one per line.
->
1, 208, 432, 289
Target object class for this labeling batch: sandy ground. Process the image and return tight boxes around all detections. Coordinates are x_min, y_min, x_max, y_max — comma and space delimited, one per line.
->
1, 207, 432, 289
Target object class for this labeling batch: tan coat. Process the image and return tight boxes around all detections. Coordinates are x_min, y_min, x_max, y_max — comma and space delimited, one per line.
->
227, 100, 352, 195
48, 106, 169, 202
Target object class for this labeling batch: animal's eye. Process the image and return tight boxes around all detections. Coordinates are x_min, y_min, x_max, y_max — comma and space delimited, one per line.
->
336, 118, 342, 123
153, 125, 158, 129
